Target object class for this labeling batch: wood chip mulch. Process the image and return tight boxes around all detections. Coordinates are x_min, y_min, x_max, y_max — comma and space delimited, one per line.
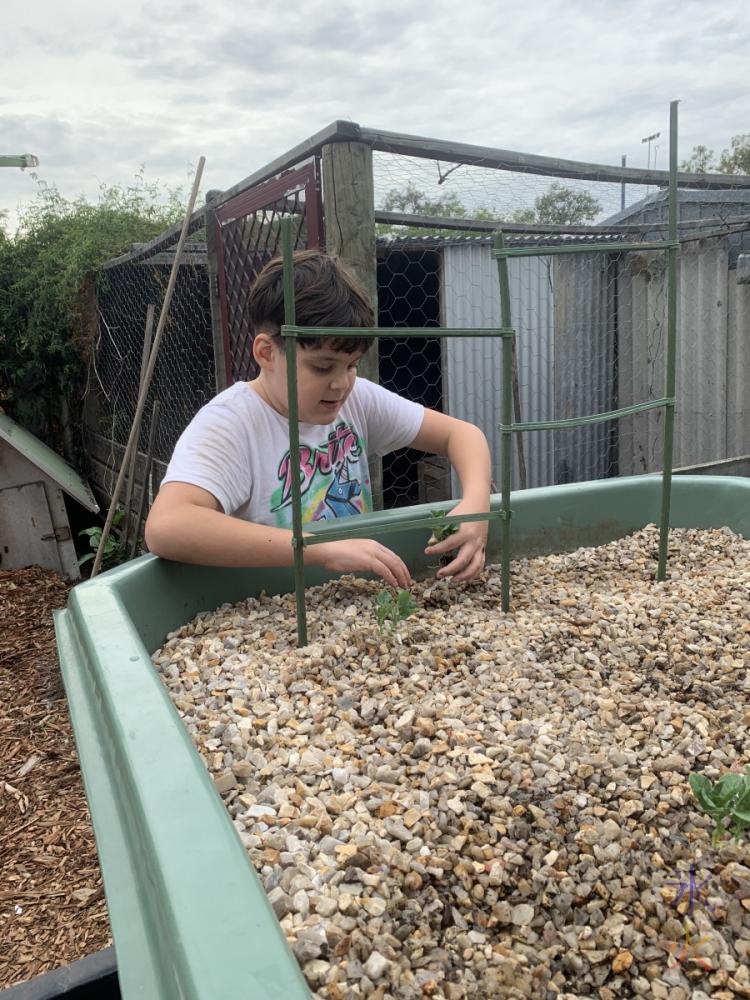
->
0, 567, 111, 990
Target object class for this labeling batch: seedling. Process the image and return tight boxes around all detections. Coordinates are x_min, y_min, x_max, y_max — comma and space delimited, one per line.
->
429, 510, 459, 570
79, 509, 128, 570
376, 589, 418, 633
689, 765, 750, 848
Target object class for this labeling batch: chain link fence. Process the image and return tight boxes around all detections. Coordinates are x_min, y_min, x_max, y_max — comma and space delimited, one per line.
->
85, 122, 750, 549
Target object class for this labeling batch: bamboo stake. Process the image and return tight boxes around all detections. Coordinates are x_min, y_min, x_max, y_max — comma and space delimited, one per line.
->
122, 303, 155, 550
91, 157, 205, 577
129, 399, 160, 559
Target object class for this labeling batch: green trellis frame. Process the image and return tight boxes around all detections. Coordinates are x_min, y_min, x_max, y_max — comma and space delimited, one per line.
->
280, 100, 680, 647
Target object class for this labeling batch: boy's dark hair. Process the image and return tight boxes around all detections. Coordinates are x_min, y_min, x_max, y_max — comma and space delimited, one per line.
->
247, 249, 375, 354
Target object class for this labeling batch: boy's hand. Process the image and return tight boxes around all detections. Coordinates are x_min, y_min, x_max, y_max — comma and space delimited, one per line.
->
425, 499, 489, 582
310, 539, 412, 589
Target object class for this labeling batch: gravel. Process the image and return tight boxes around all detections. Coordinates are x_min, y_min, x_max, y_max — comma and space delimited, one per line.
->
153, 525, 750, 999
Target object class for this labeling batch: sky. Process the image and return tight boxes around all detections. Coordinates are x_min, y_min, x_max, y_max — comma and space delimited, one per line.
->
2, 0, 748, 230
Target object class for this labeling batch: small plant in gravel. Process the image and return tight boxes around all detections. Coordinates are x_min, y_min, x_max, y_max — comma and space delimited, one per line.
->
375, 589, 418, 633
428, 509, 459, 569
689, 765, 750, 848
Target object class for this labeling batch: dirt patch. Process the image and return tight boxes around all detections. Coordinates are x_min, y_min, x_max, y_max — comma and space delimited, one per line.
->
0, 566, 111, 989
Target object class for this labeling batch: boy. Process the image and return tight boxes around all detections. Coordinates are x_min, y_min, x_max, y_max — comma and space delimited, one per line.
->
145, 250, 491, 587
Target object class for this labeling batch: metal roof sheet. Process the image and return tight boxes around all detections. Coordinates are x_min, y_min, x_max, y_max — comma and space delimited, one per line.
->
0, 413, 99, 512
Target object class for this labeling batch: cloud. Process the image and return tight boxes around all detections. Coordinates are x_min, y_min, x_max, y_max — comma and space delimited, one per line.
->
2, 0, 749, 230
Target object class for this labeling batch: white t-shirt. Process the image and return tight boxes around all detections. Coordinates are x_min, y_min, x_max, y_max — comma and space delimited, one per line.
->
161, 378, 424, 529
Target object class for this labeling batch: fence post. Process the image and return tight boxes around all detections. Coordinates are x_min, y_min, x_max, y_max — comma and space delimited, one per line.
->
205, 190, 228, 392
321, 141, 383, 509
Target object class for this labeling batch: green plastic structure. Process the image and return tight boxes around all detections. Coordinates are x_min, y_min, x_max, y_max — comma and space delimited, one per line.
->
280, 102, 681, 646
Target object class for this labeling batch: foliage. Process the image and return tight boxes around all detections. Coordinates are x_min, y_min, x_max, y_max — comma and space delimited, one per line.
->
680, 133, 750, 175
375, 589, 418, 633
78, 509, 128, 570
428, 509, 459, 569
377, 180, 601, 237
689, 766, 750, 848
429, 509, 459, 543
510, 183, 601, 225
0, 172, 185, 454
381, 182, 472, 219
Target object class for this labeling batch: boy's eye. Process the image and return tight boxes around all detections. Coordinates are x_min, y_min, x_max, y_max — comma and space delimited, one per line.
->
313, 365, 332, 374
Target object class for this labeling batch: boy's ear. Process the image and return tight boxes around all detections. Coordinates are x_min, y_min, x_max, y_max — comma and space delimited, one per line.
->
252, 331, 281, 369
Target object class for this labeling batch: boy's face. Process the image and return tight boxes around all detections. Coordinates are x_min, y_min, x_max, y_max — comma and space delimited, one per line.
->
253, 335, 364, 424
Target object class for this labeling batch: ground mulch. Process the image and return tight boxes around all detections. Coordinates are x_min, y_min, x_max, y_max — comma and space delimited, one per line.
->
0, 566, 111, 990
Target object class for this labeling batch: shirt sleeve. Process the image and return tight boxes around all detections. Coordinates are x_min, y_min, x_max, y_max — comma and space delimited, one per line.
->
355, 378, 425, 457
160, 398, 252, 515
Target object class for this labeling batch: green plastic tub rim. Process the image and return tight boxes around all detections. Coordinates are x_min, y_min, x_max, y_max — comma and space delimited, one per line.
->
54, 476, 750, 999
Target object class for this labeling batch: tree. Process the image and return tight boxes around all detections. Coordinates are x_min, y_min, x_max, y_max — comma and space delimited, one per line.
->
718, 134, 750, 174
0, 174, 184, 457
511, 183, 601, 225
381, 182, 471, 219
681, 133, 750, 175
378, 180, 601, 235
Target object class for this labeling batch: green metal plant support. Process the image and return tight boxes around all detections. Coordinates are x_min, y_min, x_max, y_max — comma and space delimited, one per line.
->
280, 100, 680, 644
492, 100, 680, 591
279, 219, 514, 645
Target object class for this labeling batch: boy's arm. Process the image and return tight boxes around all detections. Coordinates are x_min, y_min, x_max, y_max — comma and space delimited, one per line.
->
144, 483, 412, 588
408, 409, 492, 581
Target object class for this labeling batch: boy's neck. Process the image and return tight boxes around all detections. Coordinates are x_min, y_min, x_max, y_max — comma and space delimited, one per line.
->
246, 377, 287, 418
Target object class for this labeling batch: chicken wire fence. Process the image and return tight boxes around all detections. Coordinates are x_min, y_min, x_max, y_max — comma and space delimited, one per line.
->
372, 144, 750, 501
84, 123, 750, 548
83, 213, 214, 519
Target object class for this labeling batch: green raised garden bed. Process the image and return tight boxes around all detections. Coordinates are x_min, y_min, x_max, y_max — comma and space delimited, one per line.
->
54, 475, 750, 1000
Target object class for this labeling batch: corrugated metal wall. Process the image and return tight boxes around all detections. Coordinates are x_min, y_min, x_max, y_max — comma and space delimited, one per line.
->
552, 254, 616, 482
441, 232, 748, 493
441, 244, 555, 489
727, 278, 750, 460
617, 236, 747, 474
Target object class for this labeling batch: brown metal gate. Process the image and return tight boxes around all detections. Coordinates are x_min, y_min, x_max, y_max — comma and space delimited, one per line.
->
212, 160, 324, 386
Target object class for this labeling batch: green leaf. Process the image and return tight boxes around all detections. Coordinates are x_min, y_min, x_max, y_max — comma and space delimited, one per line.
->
396, 590, 417, 619
689, 772, 716, 809
713, 773, 745, 807
430, 509, 459, 542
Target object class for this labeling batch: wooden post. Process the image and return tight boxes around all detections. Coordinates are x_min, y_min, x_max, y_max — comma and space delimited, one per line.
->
321, 142, 383, 509
205, 191, 228, 392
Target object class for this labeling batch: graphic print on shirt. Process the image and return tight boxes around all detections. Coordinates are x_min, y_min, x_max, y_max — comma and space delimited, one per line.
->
270, 422, 372, 526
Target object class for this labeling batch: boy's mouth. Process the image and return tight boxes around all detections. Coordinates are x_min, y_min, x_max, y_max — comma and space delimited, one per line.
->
320, 399, 341, 409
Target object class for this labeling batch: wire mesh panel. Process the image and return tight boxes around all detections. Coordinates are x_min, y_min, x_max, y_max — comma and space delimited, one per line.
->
86, 217, 213, 505
85, 120, 750, 554
371, 138, 750, 497
376, 246, 444, 508
214, 160, 323, 385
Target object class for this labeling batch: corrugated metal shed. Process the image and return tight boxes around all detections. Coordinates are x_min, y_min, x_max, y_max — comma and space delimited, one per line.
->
379, 207, 750, 491
605, 191, 750, 474
616, 238, 732, 473
440, 243, 555, 489
605, 189, 750, 265
552, 253, 616, 482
